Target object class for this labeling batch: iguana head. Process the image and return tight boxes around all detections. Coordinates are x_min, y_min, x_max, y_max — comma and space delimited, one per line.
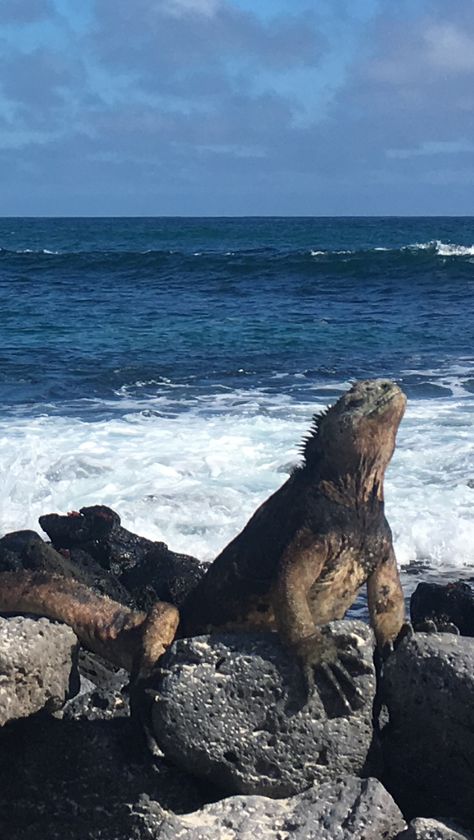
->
303, 379, 406, 485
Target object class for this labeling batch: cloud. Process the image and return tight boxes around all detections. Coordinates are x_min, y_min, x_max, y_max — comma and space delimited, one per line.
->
316, 1, 474, 168
0, 0, 474, 214
163, 0, 221, 17
91, 0, 325, 90
0, 47, 80, 111
424, 23, 474, 74
387, 141, 474, 160
1, 0, 55, 24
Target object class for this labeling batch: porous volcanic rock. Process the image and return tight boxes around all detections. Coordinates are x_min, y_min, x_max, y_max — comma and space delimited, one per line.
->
383, 630, 474, 824
150, 620, 379, 796
145, 775, 406, 840
396, 818, 474, 840
0, 616, 78, 726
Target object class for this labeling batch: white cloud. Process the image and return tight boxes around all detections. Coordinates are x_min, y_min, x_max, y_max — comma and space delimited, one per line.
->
387, 140, 474, 159
163, 0, 221, 17
424, 23, 474, 74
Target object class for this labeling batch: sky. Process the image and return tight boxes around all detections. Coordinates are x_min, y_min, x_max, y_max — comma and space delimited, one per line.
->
0, 0, 473, 215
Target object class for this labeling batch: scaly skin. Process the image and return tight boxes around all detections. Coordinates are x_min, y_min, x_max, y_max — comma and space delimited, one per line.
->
0, 570, 179, 678
0, 380, 406, 708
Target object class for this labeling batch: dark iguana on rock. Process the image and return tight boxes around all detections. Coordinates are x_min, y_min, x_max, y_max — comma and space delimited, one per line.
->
0, 379, 406, 707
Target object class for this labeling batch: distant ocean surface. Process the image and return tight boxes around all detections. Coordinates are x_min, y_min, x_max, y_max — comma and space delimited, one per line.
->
1, 216, 474, 601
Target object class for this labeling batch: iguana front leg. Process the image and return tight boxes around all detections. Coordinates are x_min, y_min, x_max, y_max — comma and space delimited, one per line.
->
366, 545, 405, 652
274, 535, 366, 716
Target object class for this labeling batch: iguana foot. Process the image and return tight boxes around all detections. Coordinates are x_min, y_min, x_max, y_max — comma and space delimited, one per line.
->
295, 628, 371, 718
380, 620, 414, 661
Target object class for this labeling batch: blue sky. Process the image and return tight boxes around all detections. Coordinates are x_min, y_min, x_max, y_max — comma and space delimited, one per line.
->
0, 0, 473, 215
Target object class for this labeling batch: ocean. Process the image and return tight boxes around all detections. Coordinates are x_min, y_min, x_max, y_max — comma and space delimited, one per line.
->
1, 216, 474, 606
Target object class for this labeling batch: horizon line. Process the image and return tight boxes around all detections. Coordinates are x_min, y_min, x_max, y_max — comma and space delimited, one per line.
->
1, 214, 474, 220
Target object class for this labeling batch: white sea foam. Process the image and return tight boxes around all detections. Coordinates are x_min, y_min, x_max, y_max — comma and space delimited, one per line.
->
408, 240, 474, 256
309, 242, 474, 258
1, 390, 474, 571
15, 248, 60, 255
435, 241, 474, 257
310, 249, 352, 256
388, 398, 474, 568
0, 403, 306, 560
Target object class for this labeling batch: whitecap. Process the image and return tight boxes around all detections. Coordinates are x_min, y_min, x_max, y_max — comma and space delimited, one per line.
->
405, 240, 474, 256
435, 241, 474, 257
14, 248, 60, 255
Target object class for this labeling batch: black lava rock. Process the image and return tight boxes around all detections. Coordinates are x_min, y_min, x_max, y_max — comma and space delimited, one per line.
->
150, 622, 379, 797
411, 580, 474, 636
39, 505, 205, 610
382, 630, 474, 824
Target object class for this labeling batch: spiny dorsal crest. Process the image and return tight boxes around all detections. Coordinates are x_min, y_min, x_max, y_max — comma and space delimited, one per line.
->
300, 407, 330, 466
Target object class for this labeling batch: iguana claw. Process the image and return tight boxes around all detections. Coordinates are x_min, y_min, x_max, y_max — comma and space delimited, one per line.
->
380, 620, 415, 662
296, 629, 370, 718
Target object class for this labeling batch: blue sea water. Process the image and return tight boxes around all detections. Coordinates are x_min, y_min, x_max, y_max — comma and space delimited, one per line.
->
1, 216, 474, 594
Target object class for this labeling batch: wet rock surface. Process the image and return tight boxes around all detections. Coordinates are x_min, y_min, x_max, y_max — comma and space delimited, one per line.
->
382, 630, 474, 824
0, 616, 78, 726
150, 621, 379, 797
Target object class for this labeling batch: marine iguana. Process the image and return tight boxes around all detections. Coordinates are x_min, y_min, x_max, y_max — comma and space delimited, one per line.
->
0, 379, 406, 707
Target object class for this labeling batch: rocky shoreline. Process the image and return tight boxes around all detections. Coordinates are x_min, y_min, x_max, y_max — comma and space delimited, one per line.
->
1, 507, 473, 839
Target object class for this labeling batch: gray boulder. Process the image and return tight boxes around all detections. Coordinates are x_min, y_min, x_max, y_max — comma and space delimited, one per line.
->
0, 616, 78, 726
150, 621, 379, 796
396, 818, 474, 840
145, 775, 406, 839
383, 631, 474, 824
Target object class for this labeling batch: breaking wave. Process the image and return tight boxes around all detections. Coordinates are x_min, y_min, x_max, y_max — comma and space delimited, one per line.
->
310, 240, 474, 258
1, 239, 474, 262
1, 390, 474, 571
406, 240, 474, 257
